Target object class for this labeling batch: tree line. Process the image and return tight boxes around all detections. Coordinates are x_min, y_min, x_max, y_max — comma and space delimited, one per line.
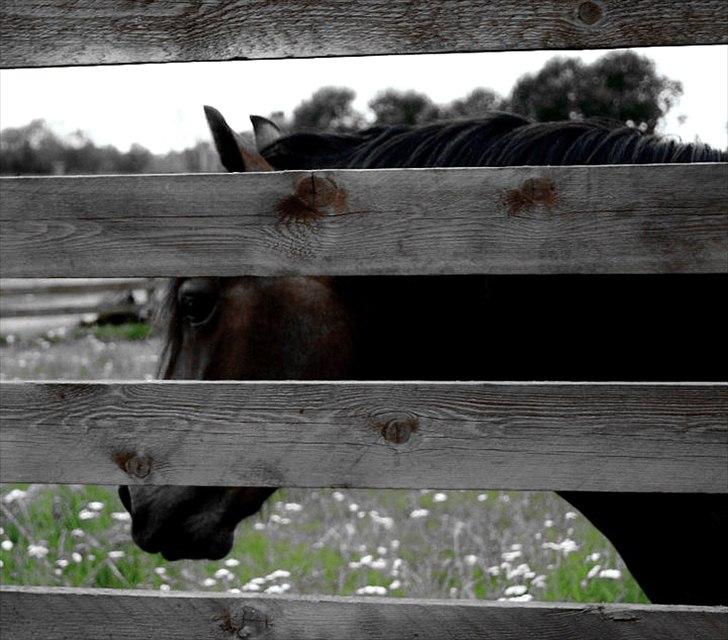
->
0, 51, 682, 175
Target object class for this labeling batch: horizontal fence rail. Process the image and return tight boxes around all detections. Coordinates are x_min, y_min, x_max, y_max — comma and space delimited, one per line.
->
1, 0, 727, 68
0, 278, 154, 295
1, 587, 726, 640
1, 381, 726, 492
2, 164, 726, 277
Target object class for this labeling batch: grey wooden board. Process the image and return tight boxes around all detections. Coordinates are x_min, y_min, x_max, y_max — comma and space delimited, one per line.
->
0, 302, 139, 319
0, 278, 154, 295
1, 165, 726, 277
1, 586, 726, 640
1, 0, 726, 68
1, 382, 726, 492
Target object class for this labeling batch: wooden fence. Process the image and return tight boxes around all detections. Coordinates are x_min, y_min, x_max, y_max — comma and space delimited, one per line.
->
1, 1, 727, 639
0, 279, 156, 319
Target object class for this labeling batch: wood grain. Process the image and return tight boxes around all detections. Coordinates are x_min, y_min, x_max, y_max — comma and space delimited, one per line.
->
1, 586, 726, 640
0, 278, 154, 295
1, 165, 726, 277
1, 381, 725, 492
1, 0, 726, 68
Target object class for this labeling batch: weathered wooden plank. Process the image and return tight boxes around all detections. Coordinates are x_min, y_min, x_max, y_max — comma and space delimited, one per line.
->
1, 586, 726, 640
1, 0, 726, 68
1, 382, 725, 492
0, 302, 139, 319
0, 278, 154, 295
1, 165, 726, 277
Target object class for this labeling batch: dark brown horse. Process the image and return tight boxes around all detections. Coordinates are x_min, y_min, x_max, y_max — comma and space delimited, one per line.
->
119, 107, 727, 605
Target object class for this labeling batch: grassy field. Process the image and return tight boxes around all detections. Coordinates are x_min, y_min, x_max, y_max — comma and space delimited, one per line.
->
0, 323, 647, 603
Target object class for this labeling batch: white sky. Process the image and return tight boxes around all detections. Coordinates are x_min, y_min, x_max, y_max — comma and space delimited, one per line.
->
0, 45, 725, 154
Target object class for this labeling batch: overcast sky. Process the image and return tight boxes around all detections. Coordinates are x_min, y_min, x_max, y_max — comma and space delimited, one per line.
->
1, 45, 725, 154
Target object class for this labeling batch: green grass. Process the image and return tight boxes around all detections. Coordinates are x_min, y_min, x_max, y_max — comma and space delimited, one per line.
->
0, 484, 647, 602
90, 322, 153, 342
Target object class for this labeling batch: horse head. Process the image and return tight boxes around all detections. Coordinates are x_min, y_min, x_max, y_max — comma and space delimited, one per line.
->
119, 108, 352, 560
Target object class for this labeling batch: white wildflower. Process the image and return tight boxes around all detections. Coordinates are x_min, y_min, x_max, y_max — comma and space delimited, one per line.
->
433, 493, 447, 503
3, 489, 27, 504
1, 540, 13, 551
27, 544, 49, 559
56, 559, 69, 568
242, 582, 261, 592
265, 584, 286, 594
111, 512, 131, 522
544, 519, 554, 528
224, 558, 240, 568
370, 558, 387, 570
587, 564, 601, 579
154, 567, 166, 576
356, 585, 387, 596
409, 508, 429, 519
332, 491, 345, 502
532, 575, 547, 589
588, 552, 601, 562
202, 578, 217, 587
370, 513, 394, 530
348, 503, 359, 512
598, 569, 622, 580
284, 503, 302, 512
565, 511, 577, 520
486, 565, 500, 576
504, 585, 528, 597
159, 584, 171, 592
78, 509, 97, 520
266, 569, 291, 580
108, 550, 125, 560
391, 540, 400, 550
253, 522, 266, 530
508, 593, 534, 602
71, 529, 85, 538
501, 550, 522, 562
71, 552, 82, 563
214, 568, 233, 580
227, 588, 241, 594
477, 494, 488, 502
87, 501, 105, 511
389, 580, 401, 590
377, 546, 388, 556
464, 554, 479, 567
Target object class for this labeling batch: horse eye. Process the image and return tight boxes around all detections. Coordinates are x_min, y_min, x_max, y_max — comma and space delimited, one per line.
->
177, 279, 218, 326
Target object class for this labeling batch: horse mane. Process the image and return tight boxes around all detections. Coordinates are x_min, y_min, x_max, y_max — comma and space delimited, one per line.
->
158, 111, 725, 374
261, 111, 727, 169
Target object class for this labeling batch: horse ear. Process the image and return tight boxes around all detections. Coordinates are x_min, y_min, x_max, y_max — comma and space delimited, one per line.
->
250, 115, 282, 150
203, 105, 273, 172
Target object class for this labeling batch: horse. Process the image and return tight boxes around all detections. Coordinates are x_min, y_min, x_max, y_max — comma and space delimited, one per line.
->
118, 106, 727, 605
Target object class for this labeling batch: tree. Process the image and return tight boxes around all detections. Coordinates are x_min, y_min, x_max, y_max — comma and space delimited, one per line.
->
507, 51, 682, 132
439, 88, 506, 119
290, 87, 365, 132
368, 90, 439, 126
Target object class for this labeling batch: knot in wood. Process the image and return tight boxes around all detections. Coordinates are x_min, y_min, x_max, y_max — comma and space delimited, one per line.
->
122, 453, 152, 478
219, 605, 270, 639
371, 412, 419, 444
577, 1, 604, 25
276, 174, 348, 225
504, 177, 557, 216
